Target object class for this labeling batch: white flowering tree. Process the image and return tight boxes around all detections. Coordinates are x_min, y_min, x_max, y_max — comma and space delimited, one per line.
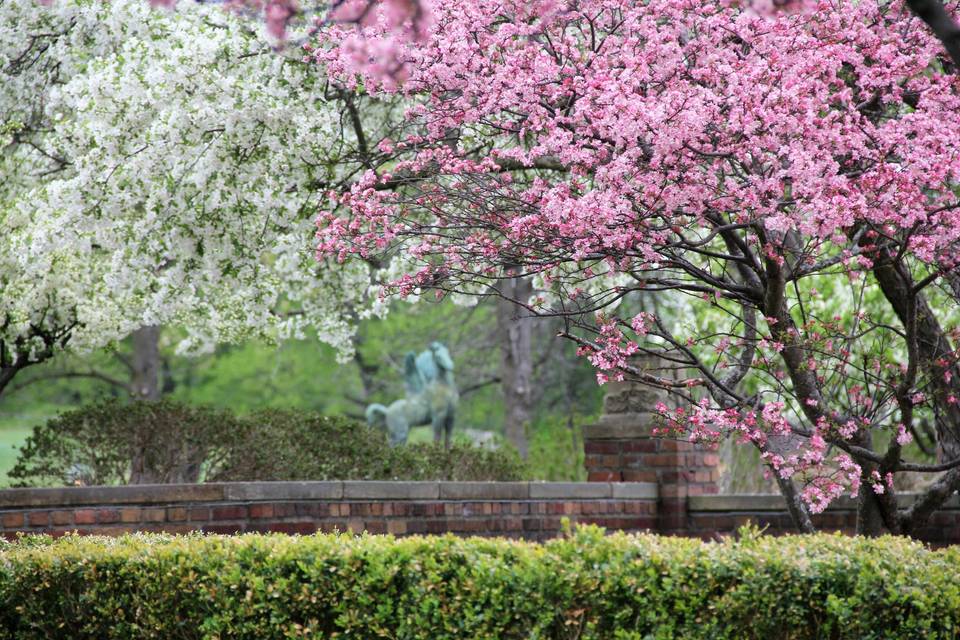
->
1, 0, 391, 399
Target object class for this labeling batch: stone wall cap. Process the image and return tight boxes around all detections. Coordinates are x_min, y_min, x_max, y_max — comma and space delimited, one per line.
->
688, 494, 788, 512
439, 482, 529, 500
224, 482, 343, 501
342, 481, 440, 500
529, 482, 611, 499
583, 413, 655, 440
0, 483, 227, 508
611, 483, 658, 499
689, 493, 959, 512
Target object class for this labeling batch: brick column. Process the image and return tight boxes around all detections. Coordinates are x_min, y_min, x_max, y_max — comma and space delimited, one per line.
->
583, 360, 720, 534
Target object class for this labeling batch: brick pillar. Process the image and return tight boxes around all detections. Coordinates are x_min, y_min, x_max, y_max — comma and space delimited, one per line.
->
583, 359, 720, 534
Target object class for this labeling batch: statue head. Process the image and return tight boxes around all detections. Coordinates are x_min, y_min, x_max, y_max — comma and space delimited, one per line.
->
429, 341, 454, 372
403, 351, 425, 395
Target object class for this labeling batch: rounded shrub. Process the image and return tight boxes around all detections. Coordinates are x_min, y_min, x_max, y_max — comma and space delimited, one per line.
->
8, 399, 239, 486
210, 409, 393, 481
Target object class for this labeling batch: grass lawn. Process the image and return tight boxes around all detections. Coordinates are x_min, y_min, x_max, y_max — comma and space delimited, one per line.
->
0, 423, 32, 486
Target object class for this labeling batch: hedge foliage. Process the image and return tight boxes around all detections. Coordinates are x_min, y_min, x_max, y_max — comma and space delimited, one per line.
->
1, 527, 958, 639
8, 400, 238, 485
210, 408, 525, 483
9, 400, 525, 486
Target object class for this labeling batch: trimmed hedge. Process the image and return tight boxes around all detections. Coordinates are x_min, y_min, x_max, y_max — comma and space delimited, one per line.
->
1, 527, 959, 639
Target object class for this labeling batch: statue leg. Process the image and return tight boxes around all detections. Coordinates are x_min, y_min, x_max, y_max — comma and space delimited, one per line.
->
387, 412, 409, 446
431, 413, 444, 444
444, 411, 455, 449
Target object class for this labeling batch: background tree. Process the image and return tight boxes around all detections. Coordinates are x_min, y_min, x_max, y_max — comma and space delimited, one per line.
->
316, 0, 960, 536
0, 0, 399, 398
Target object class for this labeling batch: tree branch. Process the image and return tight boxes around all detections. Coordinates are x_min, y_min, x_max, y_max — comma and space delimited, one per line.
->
905, 0, 960, 68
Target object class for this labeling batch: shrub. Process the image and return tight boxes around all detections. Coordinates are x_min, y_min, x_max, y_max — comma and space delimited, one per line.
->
0, 527, 958, 639
209, 409, 393, 482
383, 441, 525, 481
213, 409, 525, 482
10, 402, 525, 485
7, 399, 239, 486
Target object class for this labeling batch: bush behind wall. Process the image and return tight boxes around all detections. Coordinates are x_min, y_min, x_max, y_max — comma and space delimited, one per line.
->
8, 400, 525, 486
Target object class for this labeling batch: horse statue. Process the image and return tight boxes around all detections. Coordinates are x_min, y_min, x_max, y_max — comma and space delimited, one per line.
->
365, 342, 459, 447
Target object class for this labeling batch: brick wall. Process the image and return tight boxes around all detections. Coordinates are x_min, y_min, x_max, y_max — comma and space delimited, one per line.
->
583, 374, 719, 534
5, 482, 960, 544
0, 481, 657, 541
686, 494, 960, 545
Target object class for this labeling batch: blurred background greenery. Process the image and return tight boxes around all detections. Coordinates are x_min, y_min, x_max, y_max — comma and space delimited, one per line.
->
0, 297, 602, 486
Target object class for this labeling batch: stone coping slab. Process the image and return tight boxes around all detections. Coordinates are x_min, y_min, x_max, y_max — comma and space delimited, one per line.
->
689, 493, 960, 512
0, 481, 658, 508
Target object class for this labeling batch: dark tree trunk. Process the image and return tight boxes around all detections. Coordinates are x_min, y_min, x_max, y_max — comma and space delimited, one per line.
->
872, 258, 960, 533
130, 325, 162, 401
129, 326, 165, 484
497, 278, 534, 458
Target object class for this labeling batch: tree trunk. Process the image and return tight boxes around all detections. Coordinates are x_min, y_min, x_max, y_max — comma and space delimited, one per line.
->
131, 325, 162, 401
872, 258, 960, 533
497, 278, 534, 458
129, 325, 163, 484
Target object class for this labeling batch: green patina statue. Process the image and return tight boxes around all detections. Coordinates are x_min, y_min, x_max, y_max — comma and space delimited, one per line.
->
365, 342, 459, 447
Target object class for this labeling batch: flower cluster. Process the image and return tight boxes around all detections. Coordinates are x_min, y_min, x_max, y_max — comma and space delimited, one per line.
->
1, 0, 379, 369
313, 0, 960, 513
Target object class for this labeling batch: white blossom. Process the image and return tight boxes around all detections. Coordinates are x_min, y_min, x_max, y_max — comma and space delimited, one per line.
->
1, 0, 388, 367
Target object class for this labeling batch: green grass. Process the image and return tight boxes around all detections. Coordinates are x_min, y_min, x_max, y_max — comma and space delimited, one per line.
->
0, 405, 60, 487
0, 424, 32, 486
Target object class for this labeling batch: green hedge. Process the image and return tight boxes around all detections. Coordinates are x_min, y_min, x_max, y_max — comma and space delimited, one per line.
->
1, 527, 958, 639
9, 401, 525, 486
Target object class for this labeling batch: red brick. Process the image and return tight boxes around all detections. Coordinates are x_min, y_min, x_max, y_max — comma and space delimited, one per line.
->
647, 454, 679, 467
97, 509, 120, 524
419, 520, 444, 534
660, 440, 693, 452
659, 484, 688, 498
621, 471, 657, 482
120, 508, 141, 523
273, 503, 297, 518
365, 520, 387, 534
47, 510, 71, 526
345, 518, 364, 533
249, 504, 275, 519
621, 440, 658, 453
189, 507, 210, 521
587, 471, 621, 482
294, 503, 324, 518
387, 520, 407, 535
584, 441, 621, 454
142, 508, 166, 523
2, 512, 24, 528
166, 507, 188, 522
27, 511, 49, 527
74, 509, 97, 525
211, 505, 247, 521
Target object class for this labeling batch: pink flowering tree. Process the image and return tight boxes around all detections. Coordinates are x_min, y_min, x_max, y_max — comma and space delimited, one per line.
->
315, 0, 960, 536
